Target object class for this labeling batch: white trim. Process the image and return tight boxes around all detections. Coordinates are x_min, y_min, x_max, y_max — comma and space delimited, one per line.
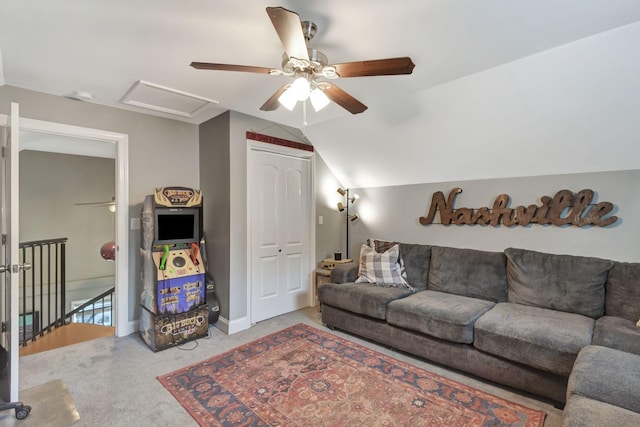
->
0, 114, 131, 337
211, 316, 251, 335
227, 316, 252, 335
246, 139, 316, 327
121, 80, 219, 118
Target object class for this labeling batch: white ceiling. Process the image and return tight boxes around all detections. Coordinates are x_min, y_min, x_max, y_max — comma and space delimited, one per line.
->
2, 1, 640, 187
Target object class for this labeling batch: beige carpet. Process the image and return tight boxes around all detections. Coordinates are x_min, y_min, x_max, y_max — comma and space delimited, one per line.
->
0, 379, 79, 426
16, 308, 563, 426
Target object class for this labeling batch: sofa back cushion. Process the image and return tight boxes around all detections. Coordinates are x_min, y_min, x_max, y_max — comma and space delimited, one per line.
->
505, 247, 614, 318
398, 243, 431, 291
369, 239, 431, 291
605, 261, 640, 322
427, 246, 508, 302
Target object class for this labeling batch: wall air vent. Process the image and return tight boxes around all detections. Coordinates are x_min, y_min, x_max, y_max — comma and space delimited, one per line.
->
120, 80, 219, 118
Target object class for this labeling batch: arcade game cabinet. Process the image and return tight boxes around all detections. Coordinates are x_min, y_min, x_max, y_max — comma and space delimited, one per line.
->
139, 187, 208, 352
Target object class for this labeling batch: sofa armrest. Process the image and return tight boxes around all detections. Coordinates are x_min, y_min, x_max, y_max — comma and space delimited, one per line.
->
568, 345, 640, 413
330, 263, 358, 284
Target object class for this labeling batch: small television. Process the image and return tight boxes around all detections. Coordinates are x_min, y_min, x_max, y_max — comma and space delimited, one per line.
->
154, 208, 200, 245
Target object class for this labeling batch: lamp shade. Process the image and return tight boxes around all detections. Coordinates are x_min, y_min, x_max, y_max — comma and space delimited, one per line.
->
310, 88, 330, 111
278, 87, 298, 111
290, 76, 311, 101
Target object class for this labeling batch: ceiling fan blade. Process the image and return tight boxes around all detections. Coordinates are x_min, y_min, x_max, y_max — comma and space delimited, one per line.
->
266, 7, 310, 64
323, 84, 368, 114
332, 57, 415, 77
74, 201, 115, 206
190, 62, 275, 74
260, 85, 289, 111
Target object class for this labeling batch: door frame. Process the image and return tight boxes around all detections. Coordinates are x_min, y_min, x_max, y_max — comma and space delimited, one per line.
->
246, 140, 316, 326
0, 114, 130, 337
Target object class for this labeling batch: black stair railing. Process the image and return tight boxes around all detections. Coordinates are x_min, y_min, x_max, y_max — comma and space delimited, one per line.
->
18, 237, 115, 347
19, 237, 67, 346
64, 287, 114, 327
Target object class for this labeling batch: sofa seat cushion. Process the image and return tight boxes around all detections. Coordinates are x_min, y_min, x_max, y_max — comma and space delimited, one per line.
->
387, 290, 495, 344
473, 302, 594, 376
568, 345, 640, 414
562, 395, 640, 427
428, 246, 508, 302
593, 316, 640, 356
318, 282, 412, 320
505, 247, 613, 318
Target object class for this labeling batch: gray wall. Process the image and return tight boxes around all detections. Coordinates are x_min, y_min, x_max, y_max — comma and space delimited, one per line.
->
20, 150, 115, 309
3, 86, 345, 332
1, 85, 200, 324
348, 170, 640, 263
198, 111, 343, 330
315, 154, 343, 262
199, 112, 231, 319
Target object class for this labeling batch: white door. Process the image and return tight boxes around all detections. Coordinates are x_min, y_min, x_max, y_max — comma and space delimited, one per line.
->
1, 103, 21, 402
251, 150, 310, 322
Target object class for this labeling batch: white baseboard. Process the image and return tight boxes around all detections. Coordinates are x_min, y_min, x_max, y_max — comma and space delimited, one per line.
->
118, 319, 138, 337
122, 315, 249, 337
215, 315, 251, 335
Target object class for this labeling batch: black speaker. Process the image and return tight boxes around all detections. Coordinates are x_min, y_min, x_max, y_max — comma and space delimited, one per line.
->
206, 288, 220, 324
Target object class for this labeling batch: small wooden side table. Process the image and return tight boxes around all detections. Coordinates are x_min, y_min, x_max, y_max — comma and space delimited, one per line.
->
314, 258, 353, 310
314, 268, 332, 309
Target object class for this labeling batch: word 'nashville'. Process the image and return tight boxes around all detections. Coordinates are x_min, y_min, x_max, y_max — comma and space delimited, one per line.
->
419, 188, 617, 227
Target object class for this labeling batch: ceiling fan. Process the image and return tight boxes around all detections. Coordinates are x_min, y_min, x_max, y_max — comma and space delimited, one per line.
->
75, 196, 116, 212
191, 6, 415, 115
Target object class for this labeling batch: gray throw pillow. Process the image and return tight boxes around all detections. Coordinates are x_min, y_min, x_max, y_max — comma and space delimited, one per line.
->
505, 247, 614, 318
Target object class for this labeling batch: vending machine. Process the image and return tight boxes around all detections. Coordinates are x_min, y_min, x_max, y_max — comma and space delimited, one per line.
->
139, 187, 209, 351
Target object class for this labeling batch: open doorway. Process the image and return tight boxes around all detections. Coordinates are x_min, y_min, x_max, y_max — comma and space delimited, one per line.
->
19, 140, 115, 352
0, 113, 130, 342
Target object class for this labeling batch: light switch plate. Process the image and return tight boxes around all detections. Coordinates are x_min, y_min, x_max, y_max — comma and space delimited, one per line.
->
130, 218, 141, 230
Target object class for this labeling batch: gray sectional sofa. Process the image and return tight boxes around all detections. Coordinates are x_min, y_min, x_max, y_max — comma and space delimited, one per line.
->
563, 345, 640, 426
318, 242, 640, 408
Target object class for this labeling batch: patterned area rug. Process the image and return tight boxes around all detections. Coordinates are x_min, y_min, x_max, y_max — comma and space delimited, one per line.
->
158, 323, 545, 426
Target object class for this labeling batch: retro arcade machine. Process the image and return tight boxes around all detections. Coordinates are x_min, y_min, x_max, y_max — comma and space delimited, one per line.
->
139, 187, 208, 352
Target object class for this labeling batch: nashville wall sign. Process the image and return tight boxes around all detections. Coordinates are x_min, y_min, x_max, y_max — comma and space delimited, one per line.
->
419, 188, 617, 227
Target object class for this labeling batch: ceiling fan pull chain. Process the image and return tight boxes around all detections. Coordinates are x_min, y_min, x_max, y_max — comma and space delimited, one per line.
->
303, 99, 308, 127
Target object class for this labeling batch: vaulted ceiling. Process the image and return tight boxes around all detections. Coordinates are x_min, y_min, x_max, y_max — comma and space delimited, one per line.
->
2, 1, 639, 187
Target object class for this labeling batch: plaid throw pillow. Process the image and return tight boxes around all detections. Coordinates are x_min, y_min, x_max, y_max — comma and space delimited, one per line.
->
355, 244, 413, 290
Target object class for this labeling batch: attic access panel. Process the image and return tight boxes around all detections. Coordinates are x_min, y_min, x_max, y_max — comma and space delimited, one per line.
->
120, 80, 219, 118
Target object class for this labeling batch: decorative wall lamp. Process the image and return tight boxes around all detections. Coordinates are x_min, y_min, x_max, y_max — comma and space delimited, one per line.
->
337, 187, 359, 258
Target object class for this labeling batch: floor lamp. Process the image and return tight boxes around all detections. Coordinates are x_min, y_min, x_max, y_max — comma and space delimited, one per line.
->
337, 188, 359, 259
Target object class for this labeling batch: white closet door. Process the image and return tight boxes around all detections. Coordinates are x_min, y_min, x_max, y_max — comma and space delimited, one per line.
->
251, 150, 310, 323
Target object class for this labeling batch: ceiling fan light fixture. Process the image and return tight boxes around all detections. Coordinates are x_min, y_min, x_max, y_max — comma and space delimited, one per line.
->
278, 86, 298, 110
291, 76, 311, 101
310, 87, 330, 112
